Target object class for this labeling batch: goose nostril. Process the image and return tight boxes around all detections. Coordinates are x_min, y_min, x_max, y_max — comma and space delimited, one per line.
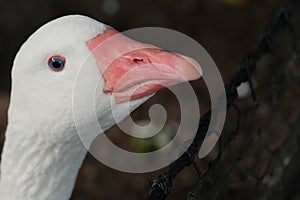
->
133, 58, 144, 64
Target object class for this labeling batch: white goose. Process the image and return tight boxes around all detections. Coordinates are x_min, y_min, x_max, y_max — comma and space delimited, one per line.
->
0, 15, 201, 200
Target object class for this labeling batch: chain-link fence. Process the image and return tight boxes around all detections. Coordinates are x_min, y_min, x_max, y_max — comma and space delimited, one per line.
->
148, 1, 300, 199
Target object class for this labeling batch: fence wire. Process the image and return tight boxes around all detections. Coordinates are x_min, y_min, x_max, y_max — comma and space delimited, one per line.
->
148, 0, 300, 199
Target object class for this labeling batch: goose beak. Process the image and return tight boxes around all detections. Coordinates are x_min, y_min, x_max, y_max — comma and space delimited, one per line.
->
87, 27, 202, 103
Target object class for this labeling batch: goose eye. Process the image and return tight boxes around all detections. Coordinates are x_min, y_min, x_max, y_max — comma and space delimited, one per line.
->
47, 55, 66, 72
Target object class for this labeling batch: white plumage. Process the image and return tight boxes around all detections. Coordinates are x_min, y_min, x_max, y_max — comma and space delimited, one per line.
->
0, 15, 201, 200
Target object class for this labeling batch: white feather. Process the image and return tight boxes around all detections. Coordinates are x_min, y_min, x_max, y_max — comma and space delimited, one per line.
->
0, 15, 151, 200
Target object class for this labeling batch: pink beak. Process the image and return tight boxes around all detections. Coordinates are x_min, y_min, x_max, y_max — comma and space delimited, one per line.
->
87, 27, 202, 103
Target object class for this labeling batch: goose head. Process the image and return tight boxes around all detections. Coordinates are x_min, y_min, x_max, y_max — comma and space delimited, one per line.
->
0, 15, 201, 199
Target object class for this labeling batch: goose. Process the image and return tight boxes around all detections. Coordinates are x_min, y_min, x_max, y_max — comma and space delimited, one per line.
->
0, 15, 201, 200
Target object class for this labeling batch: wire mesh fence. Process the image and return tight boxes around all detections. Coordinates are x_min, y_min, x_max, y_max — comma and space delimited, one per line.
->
148, 0, 300, 199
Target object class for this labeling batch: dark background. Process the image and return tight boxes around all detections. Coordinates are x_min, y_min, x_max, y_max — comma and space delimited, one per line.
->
0, 0, 288, 199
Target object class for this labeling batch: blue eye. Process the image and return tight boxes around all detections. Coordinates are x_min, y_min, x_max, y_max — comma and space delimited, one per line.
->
48, 55, 66, 72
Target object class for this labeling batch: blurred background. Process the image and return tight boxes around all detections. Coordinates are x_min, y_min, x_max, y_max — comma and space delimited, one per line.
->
2, 0, 300, 199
